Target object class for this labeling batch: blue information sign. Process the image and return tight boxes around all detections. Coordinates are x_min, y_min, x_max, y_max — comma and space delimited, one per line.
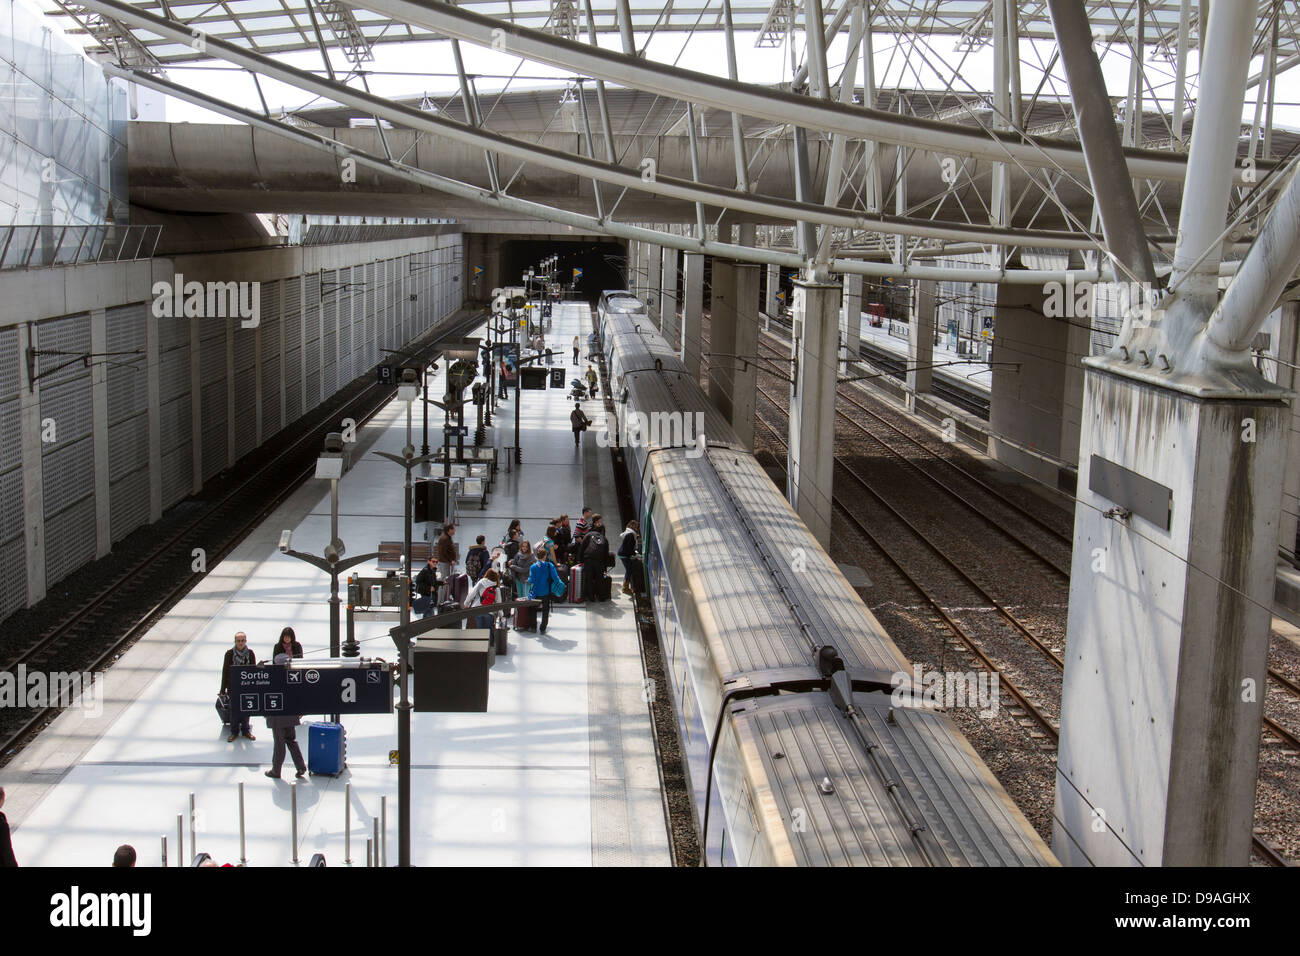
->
230, 663, 393, 717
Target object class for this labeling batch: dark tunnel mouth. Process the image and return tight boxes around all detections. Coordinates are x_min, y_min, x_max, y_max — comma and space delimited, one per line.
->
498, 237, 627, 303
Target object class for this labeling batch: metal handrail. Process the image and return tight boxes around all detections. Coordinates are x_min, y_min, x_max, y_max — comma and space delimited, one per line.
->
0, 223, 161, 269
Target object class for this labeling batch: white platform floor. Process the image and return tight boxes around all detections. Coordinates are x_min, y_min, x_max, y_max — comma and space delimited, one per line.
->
855, 319, 993, 391
3, 302, 670, 867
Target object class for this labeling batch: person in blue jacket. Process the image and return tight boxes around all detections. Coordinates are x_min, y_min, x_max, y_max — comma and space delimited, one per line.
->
527, 547, 565, 634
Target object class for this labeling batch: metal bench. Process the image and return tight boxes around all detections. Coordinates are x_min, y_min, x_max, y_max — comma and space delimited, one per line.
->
453, 476, 487, 510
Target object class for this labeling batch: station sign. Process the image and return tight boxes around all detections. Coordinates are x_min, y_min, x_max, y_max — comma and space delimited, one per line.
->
231, 662, 393, 717
377, 364, 394, 384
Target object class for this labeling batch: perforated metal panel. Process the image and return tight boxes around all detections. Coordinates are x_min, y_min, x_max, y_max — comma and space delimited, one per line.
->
161, 443, 192, 508
284, 344, 302, 422
107, 414, 147, 482
234, 326, 255, 373
159, 345, 189, 403
201, 423, 227, 481
306, 371, 321, 407
261, 355, 280, 438
0, 537, 27, 621
45, 494, 94, 585
200, 324, 226, 385
157, 313, 189, 351
109, 468, 149, 542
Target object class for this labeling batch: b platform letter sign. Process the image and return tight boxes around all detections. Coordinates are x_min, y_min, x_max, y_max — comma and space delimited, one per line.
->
231, 663, 393, 716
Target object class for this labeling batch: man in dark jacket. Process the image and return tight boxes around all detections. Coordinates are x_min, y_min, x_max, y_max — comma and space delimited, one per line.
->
265, 654, 307, 779
578, 516, 610, 602
434, 523, 458, 602
220, 632, 257, 742
0, 786, 16, 867
414, 554, 439, 618
570, 401, 592, 449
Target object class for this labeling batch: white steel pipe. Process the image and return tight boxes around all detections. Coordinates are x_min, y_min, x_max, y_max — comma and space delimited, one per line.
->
1169, 0, 1258, 304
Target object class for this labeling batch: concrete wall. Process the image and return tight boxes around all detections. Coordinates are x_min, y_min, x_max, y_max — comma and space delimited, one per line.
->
0, 232, 463, 619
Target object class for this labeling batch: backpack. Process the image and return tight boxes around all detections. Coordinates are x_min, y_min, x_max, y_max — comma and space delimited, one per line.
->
481, 586, 497, 606
466, 550, 484, 579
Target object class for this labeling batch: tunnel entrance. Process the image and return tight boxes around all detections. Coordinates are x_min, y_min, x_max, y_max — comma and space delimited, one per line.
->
499, 238, 626, 302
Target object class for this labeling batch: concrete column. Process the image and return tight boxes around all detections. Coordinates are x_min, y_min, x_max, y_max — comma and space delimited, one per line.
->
1276, 303, 1300, 562
789, 278, 842, 546
647, 245, 662, 328
254, 314, 264, 445
708, 259, 759, 449
89, 308, 111, 557
278, 278, 287, 431
989, 272, 1091, 486
765, 265, 781, 317
1053, 368, 1288, 866
681, 252, 704, 380
225, 319, 237, 467
18, 322, 46, 605
189, 313, 202, 493
146, 302, 163, 523
906, 280, 936, 411
661, 247, 680, 349
296, 274, 306, 418
841, 274, 863, 373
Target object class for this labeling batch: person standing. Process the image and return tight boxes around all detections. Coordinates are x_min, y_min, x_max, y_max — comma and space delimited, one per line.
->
585, 364, 598, 395
463, 568, 502, 630
271, 626, 303, 662
570, 401, 592, 450
220, 632, 257, 742
553, 514, 573, 562
265, 653, 307, 779
572, 335, 580, 365
578, 516, 610, 602
527, 550, 564, 634
617, 520, 640, 595
414, 553, 439, 618
112, 845, 137, 868
509, 539, 535, 606
465, 535, 490, 582
434, 522, 458, 602
0, 786, 17, 867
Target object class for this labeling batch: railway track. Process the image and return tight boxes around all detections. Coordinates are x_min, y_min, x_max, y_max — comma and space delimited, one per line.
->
751, 334, 1296, 865
0, 311, 487, 762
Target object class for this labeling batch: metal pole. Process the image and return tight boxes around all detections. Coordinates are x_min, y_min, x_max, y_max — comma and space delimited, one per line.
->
381, 795, 388, 868
1173, 0, 1190, 144
330, 476, 341, 656
1168, 0, 1259, 310
514, 347, 521, 464
160, 835, 167, 868
291, 781, 299, 864
404, 400, 414, 589
189, 792, 196, 862
176, 814, 183, 867
421, 363, 430, 456
398, 586, 412, 866
373, 815, 382, 868
345, 782, 352, 864
239, 781, 247, 864
366, 838, 372, 867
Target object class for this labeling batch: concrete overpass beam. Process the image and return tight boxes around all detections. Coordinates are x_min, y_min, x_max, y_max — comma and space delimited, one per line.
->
788, 278, 842, 546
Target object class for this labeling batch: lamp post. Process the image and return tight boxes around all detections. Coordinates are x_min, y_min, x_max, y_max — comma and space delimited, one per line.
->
276, 433, 381, 657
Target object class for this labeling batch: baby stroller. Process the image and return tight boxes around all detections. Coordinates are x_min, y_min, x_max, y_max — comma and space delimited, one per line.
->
569, 379, 589, 401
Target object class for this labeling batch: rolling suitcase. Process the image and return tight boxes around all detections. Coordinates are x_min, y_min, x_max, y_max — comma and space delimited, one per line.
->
568, 564, 585, 604
215, 694, 231, 727
437, 600, 463, 628
552, 563, 569, 603
596, 573, 612, 602
308, 722, 346, 776
514, 602, 537, 630
492, 624, 508, 656
449, 572, 470, 605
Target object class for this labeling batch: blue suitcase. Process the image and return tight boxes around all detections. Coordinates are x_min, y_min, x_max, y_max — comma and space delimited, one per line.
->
308, 722, 346, 776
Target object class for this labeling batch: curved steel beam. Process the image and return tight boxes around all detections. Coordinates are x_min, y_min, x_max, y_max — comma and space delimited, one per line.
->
348, 0, 1227, 183
82, 0, 1101, 251
108, 63, 1113, 287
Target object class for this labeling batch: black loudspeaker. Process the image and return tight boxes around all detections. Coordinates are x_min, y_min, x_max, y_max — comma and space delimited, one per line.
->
414, 478, 448, 523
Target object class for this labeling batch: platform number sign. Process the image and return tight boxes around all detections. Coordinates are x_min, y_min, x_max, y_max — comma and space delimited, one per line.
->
378, 364, 394, 385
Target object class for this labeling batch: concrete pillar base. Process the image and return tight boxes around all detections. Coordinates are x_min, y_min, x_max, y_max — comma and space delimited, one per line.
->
681, 252, 703, 380
789, 278, 842, 546
707, 260, 759, 449
1053, 365, 1288, 866
841, 274, 863, 375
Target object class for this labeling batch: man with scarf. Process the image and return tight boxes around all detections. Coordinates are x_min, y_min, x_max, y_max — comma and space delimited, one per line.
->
220, 631, 257, 742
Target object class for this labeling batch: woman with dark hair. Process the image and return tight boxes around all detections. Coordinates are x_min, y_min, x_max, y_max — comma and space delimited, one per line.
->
272, 626, 303, 661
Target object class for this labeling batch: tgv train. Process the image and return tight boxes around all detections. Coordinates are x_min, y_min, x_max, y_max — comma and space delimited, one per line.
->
599, 297, 1055, 866
597, 289, 649, 326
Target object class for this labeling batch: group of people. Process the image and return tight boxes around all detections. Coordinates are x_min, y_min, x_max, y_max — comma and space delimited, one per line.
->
217, 626, 310, 780
417, 510, 642, 634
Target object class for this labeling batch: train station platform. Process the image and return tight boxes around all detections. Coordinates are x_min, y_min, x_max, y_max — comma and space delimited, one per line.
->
2, 301, 671, 867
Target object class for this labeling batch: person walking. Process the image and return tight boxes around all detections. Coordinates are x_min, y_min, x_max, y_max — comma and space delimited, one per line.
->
578, 515, 610, 602
271, 626, 303, 662
220, 632, 257, 742
265, 653, 307, 779
585, 364, 598, 395
0, 787, 17, 867
572, 335, 580, 365
527, 549, 565, 634
617, 520, 640, 595
570, 401, 592, 450
434, 522, 458, 602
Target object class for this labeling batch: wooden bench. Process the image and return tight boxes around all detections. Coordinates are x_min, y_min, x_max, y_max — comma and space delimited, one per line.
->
377, 540, 431, 572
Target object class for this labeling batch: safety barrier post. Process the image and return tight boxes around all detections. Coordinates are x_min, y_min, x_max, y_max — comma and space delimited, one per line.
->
345, 783, 352, 865
291, 782, 299, 864
238, 782, 247, 864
